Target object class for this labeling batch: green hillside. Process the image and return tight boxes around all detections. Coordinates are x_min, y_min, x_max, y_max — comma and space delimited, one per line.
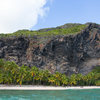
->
0, 24, 87, 38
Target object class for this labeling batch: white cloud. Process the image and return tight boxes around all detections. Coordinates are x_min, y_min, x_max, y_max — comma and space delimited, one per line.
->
0, 0, 49, 33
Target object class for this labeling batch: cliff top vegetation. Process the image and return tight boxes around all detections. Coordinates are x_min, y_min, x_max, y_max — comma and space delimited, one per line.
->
0, 23, 87, 38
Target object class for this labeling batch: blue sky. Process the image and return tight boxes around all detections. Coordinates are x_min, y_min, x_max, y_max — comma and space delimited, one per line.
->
0, 0, 99, 33
33, 0, 100, 30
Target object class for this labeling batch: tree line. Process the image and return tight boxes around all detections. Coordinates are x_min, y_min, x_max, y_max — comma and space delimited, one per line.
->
0, 59, 100, 86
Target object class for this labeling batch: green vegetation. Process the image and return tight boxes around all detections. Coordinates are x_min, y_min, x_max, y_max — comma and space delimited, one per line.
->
0, 24, 87, 38
0, 59, 100, 86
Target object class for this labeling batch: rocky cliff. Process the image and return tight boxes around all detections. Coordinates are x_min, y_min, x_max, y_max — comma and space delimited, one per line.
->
0, 23, 100, 75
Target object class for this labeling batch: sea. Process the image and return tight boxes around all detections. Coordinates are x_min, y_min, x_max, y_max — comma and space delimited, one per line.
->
0, 89, 100, 100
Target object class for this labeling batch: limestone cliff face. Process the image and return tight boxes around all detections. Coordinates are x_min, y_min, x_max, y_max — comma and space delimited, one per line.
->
0, 23, 100, 75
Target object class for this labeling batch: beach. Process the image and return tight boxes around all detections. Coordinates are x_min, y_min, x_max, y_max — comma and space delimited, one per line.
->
0, 85, 100, 90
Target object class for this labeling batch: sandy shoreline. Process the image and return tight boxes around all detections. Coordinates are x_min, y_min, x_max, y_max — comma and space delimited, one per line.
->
0, 85, 100, 90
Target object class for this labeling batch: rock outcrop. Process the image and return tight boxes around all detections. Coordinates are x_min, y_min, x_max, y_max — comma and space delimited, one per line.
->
0, 23, 100, 75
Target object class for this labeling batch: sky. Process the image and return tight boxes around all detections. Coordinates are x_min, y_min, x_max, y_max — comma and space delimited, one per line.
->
0, 0, 100, 33
34, 0, 100, 30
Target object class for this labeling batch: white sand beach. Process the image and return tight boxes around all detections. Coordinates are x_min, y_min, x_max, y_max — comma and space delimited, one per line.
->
0, 85, 100, 90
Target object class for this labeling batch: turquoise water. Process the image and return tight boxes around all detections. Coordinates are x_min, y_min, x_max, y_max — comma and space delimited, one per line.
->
0, 89, 100, 100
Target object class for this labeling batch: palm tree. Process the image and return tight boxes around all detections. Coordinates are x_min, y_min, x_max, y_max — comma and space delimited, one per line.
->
69, 74, 77, 86
87, 72, 100, 85
54, 72, 62, 86
61, 74, 68, 86
2, 61, 14, 84
17, 65, 28, 86
34, 70, 44, 85
76, 74, 83, 86
42, 70, 50, 85
95, 80, 100, 86
0, 73, 3, 84
10, 62, 19, 84
83, 72, 95, 86
48, 75, 56, 86
30, 66, 39, 85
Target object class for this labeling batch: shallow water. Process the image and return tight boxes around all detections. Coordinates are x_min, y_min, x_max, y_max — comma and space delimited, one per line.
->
0, 89, 100, 100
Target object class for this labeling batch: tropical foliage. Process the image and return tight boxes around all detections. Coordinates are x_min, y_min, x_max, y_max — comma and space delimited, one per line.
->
0, 24, 87, 38
0, 59, 100, 86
